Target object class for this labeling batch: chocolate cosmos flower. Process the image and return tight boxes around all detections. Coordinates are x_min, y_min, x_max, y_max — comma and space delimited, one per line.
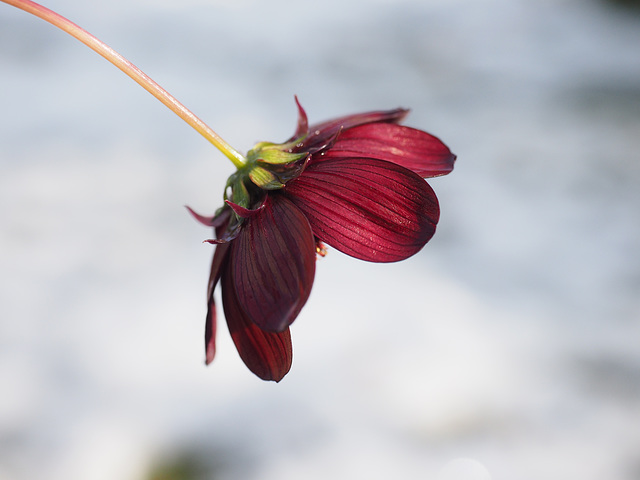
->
4, 1, 455, 383
189, 98, 455, 381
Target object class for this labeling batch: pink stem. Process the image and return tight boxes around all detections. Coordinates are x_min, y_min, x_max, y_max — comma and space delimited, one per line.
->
2, 0, 247, 168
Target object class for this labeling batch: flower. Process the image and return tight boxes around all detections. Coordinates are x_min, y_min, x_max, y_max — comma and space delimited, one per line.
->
188, 98, 455, 381
4, 0, 454, 382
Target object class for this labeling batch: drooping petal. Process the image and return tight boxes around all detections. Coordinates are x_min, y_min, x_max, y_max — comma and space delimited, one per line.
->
204, 298, 217, 365
225, 198, 266, 218
203, 200, 269, 245
321, 123, 456, 178
186, 205, 231, 227
230, 195, 316, 332
203, 223, 241, 245
292, 107, 410, 154
204, 223, 232, 365
221, 265, 292, 382
283, 158, 439, 263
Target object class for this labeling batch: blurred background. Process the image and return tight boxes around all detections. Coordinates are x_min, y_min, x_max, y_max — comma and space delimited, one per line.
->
1, 0, 639, 478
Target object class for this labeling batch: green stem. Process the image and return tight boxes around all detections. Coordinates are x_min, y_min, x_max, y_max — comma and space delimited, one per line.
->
1, 0, 246, 168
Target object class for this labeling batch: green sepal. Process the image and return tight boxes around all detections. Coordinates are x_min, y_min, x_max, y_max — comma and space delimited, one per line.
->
248, 166, 285, 190
225, 172, 250, 208
255, 148, 308, 165
247, 138, 309, 165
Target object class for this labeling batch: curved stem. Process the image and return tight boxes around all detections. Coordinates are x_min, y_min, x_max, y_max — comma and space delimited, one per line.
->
2, 0, 246, 168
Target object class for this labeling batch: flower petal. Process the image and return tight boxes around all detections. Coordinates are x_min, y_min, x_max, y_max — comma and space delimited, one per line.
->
225, 198, 266, 218
204, 299, 217, 365
293, 95, 309, 138
321, 123, 456, 178
186, 205, 231, 227
204, 223, 232, 365
230, 195, 316, 332
292, 107, 409, 154
222, 266, 292, 382
283, 158, 439, 263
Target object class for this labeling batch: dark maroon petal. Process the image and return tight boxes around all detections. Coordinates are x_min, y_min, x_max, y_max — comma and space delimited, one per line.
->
204, 299, 217, 365
230, 195, 316, 332
292, 108, 409, 154
225, 198, 266, 218
292, 95, 309, 138
186, 205, 231, 227
222, 266, 292, 382
283, 158, 439, 263
298, 129, 342, 157
204, 223, 232, 365
320, 123, 456, 178
203, 224, 241, 245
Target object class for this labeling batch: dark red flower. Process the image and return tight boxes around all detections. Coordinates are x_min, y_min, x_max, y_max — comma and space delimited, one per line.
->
189, 98, 455, 381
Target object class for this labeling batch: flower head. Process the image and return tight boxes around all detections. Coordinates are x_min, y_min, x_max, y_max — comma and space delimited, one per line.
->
189, 98, 455, 381
3, 1, 454, 382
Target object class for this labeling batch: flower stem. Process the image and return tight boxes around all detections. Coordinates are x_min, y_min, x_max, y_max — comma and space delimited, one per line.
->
2, 0, 246, 168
